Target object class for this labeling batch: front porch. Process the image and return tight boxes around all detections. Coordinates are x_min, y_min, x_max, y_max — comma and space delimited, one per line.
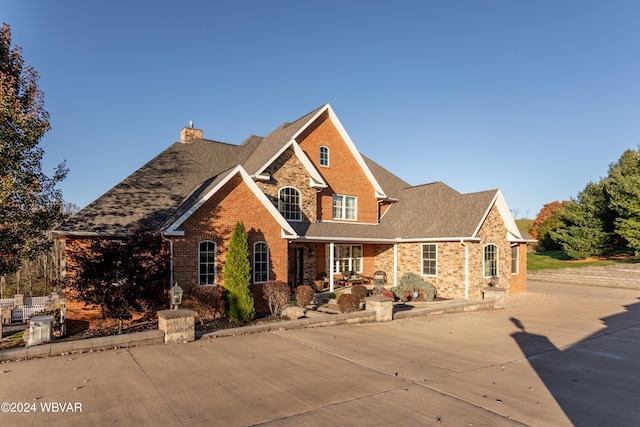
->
286, 242, 396, 293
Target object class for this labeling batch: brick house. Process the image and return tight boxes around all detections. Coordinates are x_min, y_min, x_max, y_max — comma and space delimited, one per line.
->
54, 104, 532, 326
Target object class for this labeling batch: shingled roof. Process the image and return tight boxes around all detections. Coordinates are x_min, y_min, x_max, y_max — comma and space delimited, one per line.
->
54, 136, 261, 236
55, 105, 523, 242
382, 183, 498, 239
289, 183, 501, 242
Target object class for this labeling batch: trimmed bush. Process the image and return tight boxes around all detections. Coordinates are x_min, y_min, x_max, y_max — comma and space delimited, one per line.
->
295, 285, 314, 307
337, 293, 360, 313
392, 272, 436, 302
263, 280, 290, 316
350, 285, 368, 302
191, 285, 225, 322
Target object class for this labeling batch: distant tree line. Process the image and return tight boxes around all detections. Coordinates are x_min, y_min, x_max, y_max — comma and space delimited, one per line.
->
530, 147, 640, 259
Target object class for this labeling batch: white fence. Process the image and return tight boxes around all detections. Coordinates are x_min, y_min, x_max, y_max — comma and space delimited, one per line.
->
1, 296, 53, 322
25, 296, 49, 305
11, 305, 46, 322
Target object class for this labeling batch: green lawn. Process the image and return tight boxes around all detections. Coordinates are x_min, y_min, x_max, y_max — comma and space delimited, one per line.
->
527, 250, 622, 270
0, 330, 25, 350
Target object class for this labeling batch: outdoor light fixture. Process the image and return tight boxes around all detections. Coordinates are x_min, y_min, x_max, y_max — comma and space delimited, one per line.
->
169, 283, 183, 309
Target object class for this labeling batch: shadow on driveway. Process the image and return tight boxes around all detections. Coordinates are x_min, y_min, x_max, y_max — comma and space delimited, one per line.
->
510, 299, 640, 426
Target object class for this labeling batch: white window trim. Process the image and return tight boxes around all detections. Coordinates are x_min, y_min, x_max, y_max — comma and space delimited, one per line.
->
319, 145, 330, 167
511, 244, 519, 275
253, 241, 269, 284
326, 244, 363, 274
483, 243, 498, 278
421, 243, 438, 277
278, 186, 302, 222
198, 240, 217, 286
332, 194, 357, 221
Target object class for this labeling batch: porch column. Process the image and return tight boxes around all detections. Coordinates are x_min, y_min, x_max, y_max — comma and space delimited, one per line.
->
329, 242, 335, 292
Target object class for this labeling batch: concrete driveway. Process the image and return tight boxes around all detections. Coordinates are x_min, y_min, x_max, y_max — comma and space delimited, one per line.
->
1, 280, 639, 426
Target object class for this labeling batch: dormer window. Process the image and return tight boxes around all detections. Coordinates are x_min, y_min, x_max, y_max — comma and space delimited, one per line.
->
332, 194, 356, 220
279, 186, 302, 221
319, 146, 329, 167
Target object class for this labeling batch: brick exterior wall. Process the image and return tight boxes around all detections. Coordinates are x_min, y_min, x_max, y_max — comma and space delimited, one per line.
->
510, 242, 528, 294
296, 111, 379, 224
171, 173, 288, 314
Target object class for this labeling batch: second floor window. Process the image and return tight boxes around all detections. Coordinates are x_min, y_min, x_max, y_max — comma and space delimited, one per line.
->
279, 187, 302, 221
332, 194, 356, 220
319, 146, 329, 166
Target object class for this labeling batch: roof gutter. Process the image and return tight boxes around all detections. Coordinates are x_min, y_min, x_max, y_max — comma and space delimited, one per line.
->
50, 230, 131, 238
290, 235, 482, 244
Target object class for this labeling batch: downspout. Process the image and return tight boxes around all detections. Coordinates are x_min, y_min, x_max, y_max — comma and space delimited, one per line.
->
393, 241, 399, 287
460, 240, 469, 299
161, 234, 174, 287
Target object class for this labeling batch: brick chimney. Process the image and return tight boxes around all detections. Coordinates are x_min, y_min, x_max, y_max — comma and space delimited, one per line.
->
180, 121, 203, 143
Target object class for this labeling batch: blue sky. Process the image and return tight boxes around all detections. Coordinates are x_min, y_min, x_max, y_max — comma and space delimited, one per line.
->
4, 1, 640, 218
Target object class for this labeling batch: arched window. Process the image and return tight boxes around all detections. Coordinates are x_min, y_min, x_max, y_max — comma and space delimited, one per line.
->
483, 244, 498, 278
199, 241, 216, 285
253, 241, 269, 283
279, 187, 302, 221
319, 146, 329, 166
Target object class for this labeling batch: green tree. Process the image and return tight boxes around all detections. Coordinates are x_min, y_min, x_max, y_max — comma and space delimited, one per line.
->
606, 148, 640, 255
550, 182, 611, 259
529, 201, 570, 251
223, 221, 255, 322
0, 23, 67, 276
68, 221, 169, 333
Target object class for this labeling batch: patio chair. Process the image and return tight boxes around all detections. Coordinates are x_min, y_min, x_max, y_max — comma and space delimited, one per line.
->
314, 272, 330, 292
372, 270, 387, 294
373, 270, 387, 285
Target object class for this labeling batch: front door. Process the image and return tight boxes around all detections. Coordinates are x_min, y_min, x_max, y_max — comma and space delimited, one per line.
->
288, 248, 304, 288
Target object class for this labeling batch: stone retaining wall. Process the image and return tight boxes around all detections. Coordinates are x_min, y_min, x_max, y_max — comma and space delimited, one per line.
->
527, 264, 640, 289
